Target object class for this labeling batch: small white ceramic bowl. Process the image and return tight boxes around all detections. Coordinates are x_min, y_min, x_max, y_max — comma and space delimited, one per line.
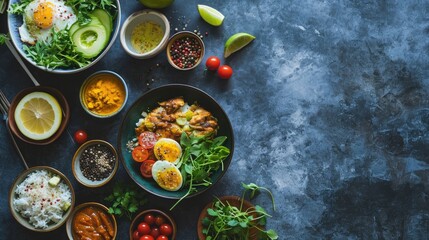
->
120, 10, 170, 59
72, 140, 119, 188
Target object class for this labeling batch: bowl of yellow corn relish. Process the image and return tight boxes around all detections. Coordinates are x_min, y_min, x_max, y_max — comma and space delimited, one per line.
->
120, 10, 170, 59
80, 70, 128, 118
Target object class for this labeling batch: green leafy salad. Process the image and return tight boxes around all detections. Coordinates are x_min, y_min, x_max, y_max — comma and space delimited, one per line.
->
8, 0, 116, 69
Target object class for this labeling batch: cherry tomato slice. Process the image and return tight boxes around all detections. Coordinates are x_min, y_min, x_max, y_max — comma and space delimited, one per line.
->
132, 146, 149, 162
140, 159, 155, 178
159, 224, 173, 236
150, 227, 160, 238
137, 222, 151, 235
155, 215, 166, 226
156, 235, 168, 240
217, 65, 233, 79
133, 230, 141, 240
205, 56, 221, 71
139, 132, 158, 149
144, 213, 156, 225
74, 130, 88, 144
140, 235, 155, 240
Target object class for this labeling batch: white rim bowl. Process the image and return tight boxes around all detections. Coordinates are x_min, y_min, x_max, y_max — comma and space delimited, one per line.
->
120, 10, 170, 59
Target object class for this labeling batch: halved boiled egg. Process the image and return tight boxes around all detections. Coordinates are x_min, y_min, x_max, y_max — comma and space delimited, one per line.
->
153, 138, 182, 164
152, 160, 183, 191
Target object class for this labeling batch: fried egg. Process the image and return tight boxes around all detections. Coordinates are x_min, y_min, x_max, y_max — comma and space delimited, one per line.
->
152, 160, 183, 191
153, 138, 182, 164
18, 0, 77, 45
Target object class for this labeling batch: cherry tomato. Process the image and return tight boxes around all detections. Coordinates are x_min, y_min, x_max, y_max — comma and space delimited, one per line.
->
155, 215, 166, 226
217, 65, 233, 79
205, 56, 221, 71
132, 146, 150, 162
150, 227, 160, 238
140, 159, 155, 178
139, 132, 158, 149
133, 230, 141, 240
144, 213, 156, 225
156, 235, 168, 240
74, 130, 88, 144
140, 235, 155, 240
159, 224, 172, 236
138, 222, 151, 235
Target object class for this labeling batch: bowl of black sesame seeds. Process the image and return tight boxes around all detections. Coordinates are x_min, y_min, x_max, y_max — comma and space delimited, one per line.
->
166, 31, 205, 70
72, 140, 119, 188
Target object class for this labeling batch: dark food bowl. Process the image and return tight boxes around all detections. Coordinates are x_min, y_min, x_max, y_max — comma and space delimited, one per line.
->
129, 209, 177, 240
118, 84, 234, 199
197, 196, 260, 240
8, 86, 70, 145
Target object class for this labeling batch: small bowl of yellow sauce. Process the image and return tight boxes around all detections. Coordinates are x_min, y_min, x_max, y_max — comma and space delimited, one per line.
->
80, 71, 128, 118
120, 10, 170, 59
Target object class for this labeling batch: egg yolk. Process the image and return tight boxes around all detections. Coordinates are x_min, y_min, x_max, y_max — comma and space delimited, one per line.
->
156, 168, 182, 191
154, 142, 181, 163
33, 2, 54, 29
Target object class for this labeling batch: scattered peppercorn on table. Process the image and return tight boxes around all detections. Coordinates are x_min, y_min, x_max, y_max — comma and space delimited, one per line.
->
1, 0, 429, 239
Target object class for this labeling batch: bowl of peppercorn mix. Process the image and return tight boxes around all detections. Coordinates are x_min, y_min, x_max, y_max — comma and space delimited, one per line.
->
72, 140, 119, 188
166, 31, 205, 70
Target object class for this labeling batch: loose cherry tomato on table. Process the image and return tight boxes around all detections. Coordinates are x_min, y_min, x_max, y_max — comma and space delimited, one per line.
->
155, 215, 166, 226
139, 131, 158, 149
156, 235, 168, 240
150, 227, 160, 238
133, 230, 141, 240
132, 146, 149, 162
74, 130, 88, 144
140, 159, 155, 178
140, 235, 155, 240
137, 222, 151, 235
205, 56, 221, 71
217, 65, 233, 79
144, 213, 156, 225
159, 224, 173, 236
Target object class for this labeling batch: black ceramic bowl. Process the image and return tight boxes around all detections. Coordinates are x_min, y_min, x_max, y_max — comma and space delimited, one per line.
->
118, 84, 234, 199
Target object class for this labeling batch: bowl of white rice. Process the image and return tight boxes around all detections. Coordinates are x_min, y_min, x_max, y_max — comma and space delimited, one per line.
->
9, 166, 75, 232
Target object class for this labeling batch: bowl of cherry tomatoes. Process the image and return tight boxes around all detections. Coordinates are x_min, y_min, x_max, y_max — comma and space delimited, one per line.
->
130, 209, 176, 240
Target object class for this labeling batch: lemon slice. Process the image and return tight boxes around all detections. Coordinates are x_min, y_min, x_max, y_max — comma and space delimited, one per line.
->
14, 92, 62, 140
197, 4, 225, 26
224, 33, 256, 58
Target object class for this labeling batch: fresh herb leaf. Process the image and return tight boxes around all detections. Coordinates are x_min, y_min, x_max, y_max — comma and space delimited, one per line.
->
104, 182, 147, 219
23, 29, 90, 69
0, 34, 8, 45
8, 0, 32, 14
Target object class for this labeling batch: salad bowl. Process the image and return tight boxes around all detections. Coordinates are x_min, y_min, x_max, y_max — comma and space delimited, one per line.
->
7, 0, 121, 74
118, 84, 234, 200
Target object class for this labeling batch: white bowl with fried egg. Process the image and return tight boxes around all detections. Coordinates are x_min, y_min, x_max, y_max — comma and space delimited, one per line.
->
7, 0, 121, 74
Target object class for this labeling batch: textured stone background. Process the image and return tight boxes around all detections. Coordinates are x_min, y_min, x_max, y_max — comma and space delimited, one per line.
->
1, 0, 428, 239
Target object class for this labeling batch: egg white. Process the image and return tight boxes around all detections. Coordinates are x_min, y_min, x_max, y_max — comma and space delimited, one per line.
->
152, 160, 183, 191
18, 0, 77, 44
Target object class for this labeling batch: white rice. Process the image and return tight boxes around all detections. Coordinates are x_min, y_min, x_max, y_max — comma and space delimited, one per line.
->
13, 170, 72, 229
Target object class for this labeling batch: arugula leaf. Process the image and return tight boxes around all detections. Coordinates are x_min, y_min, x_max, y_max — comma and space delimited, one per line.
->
8, 0, 32, 14
66, 0, 115, 25
0, 34, 8, 45
23, 29, 90, 69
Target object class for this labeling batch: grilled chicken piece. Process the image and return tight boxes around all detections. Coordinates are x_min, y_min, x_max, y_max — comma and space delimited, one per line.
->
189, 107, 218, 137
155, 123, 183, 140
159, 97, 185, 114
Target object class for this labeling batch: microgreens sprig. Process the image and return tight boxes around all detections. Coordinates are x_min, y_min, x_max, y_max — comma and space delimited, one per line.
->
202, 183, 278, 240
104, 182, 147, 220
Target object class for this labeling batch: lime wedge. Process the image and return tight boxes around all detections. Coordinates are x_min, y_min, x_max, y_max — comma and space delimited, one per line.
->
224, 33, 256, 58
197, 4, 225, 26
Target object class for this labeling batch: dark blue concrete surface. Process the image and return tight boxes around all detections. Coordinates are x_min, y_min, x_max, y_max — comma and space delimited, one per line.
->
1, 0, 429, 239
